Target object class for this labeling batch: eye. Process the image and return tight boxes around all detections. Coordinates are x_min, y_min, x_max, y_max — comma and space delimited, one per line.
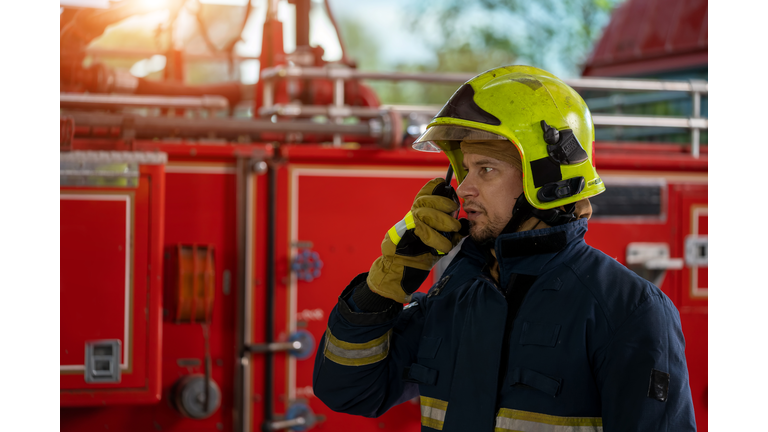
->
483, 167, 494, 173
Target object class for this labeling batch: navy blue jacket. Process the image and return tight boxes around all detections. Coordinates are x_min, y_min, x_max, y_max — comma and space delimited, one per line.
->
313, 219, 696, 431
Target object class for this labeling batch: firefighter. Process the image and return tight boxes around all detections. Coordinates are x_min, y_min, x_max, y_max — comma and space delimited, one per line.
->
312, 65, 696, 431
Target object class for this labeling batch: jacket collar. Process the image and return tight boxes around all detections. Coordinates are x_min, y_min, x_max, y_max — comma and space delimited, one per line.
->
459, 218, 588, 286
495, 218, 588, 285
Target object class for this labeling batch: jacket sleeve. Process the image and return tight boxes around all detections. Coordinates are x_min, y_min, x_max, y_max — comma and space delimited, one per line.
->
312, 272, 425, 417
594, 290, 697, 431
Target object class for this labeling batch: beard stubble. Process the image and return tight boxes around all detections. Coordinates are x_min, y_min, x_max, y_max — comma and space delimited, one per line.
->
466, 201, 510, 244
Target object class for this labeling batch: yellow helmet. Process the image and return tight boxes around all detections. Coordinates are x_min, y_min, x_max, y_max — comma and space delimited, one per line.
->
413, 65, 605, 210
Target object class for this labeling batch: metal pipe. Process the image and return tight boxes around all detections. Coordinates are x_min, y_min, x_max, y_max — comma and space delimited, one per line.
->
83, 47, 260, 61
235, 157, 256, 432
263, 81, 274, 109
260, 66, 469, 84
267, 0, 279, 20
235, 158, 247, 432
691, 129, 700, 158
691, 91, 702, 158
260, 66, 709, 94
254, 106, 708, 131
65, 112, 373, 137
590, 114, 708, 129
332, 78, 344, 146
259, 104, 383, 118
263, 158, 278, 432
294, 0, 310, 47
60, 93, 229, 111
566, 77, 707, 93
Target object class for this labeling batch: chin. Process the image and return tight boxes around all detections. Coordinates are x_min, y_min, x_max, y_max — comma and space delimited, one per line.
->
469, 221, 496, 244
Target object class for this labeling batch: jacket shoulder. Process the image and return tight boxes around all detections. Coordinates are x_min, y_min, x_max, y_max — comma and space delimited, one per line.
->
564, 244, 672, 333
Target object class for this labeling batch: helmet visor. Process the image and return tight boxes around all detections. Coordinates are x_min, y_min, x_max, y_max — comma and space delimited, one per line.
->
412, 125, 508, 152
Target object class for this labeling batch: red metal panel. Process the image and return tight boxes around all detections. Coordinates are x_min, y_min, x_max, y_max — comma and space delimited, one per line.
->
597, 151, 708, 172
61, 197, 129, 369
159, 166, 239, 431
60, 164, 165, 406
677, 185, 708, 305
59, 141, 708, 431
288, 164, 454, 432
61, 162, 244, 430
674, 184, 707, 431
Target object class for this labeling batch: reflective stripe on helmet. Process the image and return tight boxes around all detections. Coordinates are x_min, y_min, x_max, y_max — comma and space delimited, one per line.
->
494, 408, 603, 432
323, 328, 391, 366
420, 396, 448, 430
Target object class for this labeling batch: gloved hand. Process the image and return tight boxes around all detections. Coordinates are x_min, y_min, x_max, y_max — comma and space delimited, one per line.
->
367, 178, 463, 303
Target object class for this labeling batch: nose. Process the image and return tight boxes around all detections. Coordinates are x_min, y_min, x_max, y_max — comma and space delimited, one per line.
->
456, 172, 477, 200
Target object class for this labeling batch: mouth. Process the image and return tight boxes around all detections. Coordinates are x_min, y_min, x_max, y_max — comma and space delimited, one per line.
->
463, 205, 484, 221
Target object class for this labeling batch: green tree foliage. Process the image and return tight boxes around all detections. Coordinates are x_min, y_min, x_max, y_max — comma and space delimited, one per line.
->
337, 0, 624, 105
408, 0, 623, 76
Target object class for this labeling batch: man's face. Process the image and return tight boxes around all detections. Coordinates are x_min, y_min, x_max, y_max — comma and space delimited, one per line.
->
456, 152, 524, 243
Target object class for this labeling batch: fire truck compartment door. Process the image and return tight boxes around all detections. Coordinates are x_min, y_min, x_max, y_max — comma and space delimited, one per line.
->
60, 151, 165, 406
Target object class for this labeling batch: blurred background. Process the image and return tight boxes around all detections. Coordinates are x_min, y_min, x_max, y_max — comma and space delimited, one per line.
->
60, 1, 708, 431
62, 0, 707, 142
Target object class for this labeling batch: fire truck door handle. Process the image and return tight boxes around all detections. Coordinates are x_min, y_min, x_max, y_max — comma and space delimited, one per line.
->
245, 330, 315, 359
626, 243, 684, 270
644, 257, 684, 270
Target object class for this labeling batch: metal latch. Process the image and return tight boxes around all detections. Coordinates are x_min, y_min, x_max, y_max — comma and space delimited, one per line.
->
626, 243, 683, 287
85, 339, 121, 383
684, 235, 708, 267
626, 243, 684, 270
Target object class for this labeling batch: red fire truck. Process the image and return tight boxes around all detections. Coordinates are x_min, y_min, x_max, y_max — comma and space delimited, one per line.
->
60, 0, 708, 431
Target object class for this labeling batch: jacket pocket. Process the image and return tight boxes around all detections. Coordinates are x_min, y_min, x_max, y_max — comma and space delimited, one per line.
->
519, 321, 561, 347
508, 367, 562, 397
417, 336, 442, 359
403, 363, 439, 385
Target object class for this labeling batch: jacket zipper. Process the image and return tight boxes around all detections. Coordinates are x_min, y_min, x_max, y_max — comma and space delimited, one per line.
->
495, 273, 538, 410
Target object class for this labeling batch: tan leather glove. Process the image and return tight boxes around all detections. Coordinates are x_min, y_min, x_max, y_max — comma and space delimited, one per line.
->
367, 178, 463, 303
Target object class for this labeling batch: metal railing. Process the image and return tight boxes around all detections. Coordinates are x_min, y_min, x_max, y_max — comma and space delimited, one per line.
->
260, 65, 708, 157
60, 93, 229, 112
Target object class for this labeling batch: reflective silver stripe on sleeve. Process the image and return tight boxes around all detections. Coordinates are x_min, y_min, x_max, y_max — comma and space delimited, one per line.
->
495, 409, 603, 432
421, 404, 447, 422
325, 338, 388, 360
420, 396, 448, 430
323, 328, 391, 366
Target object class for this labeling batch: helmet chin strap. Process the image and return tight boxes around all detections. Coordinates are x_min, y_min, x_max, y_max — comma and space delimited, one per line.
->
502, 193, 577, 235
